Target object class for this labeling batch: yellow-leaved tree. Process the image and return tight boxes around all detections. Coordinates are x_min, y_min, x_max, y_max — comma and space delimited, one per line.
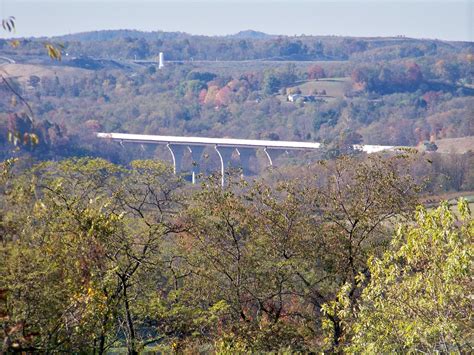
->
344, 199, 473, 352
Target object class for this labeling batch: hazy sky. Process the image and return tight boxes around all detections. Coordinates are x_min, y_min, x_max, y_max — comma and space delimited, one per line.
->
0, 0, 472, 41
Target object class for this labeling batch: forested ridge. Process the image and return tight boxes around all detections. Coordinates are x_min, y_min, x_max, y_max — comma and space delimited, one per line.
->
5, 29, 472, 61
1, 30, 473, 164
0, 29, 473, 352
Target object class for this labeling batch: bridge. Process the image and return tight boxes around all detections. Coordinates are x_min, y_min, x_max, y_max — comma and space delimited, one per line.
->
97, 132, 397, 186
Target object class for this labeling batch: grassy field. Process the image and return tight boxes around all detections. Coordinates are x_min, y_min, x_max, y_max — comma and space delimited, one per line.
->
1, 63, 92, 84
287, 77, 348, 97
434, 136, 474, 154
275, 77, 349, 103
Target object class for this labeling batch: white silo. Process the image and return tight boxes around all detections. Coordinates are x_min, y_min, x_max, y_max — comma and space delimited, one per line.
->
158, 52, 164, 69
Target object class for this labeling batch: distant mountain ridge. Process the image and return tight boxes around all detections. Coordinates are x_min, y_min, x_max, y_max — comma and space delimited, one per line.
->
55, 29, 191, 42
225, 30, 274, 39
52, 29, 470, 45
6, 28, 469, 63
57, 29, 275, 42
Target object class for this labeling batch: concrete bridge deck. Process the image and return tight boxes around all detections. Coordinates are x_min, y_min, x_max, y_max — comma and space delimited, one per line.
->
97, 132, 398, 186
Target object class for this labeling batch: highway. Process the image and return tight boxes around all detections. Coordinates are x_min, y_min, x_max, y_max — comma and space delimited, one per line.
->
96, 132, 396, 153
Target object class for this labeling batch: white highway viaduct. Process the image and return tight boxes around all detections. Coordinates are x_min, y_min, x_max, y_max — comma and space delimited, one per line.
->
97, 132, 398, 186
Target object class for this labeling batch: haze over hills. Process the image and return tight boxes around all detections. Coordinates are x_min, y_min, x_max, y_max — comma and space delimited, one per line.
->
3, 29, 471, 64
3, 0, 471, 41
54, 29, 190, 43
52, 29, 274, 43
37, 29, 474, 45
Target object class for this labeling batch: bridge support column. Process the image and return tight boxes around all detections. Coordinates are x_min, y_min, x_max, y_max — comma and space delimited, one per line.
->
188, 145, 205, 184
215, 145, 235, 187
167, 144, 187, 174
263, 148, 287, 167
236, 148, 254, 177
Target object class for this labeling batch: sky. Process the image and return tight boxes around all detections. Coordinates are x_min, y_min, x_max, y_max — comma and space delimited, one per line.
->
0, 0, 472, 41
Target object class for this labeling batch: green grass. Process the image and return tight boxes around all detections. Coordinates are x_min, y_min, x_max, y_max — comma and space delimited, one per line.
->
282, 77, 349, 100
2, 63, 91, 84
434, 136, 474, 154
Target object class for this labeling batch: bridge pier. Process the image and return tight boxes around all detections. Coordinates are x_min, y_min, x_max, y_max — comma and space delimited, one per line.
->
166, 144, 189, 174
236, 148, 254, 176
97, 132, 400, 190
215, 145, 236, 187
165, 143, 290, 185
263, 148, 287, 167
188, 145, 205, 184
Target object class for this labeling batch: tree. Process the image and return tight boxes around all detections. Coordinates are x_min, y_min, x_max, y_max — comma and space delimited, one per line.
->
346, 199, 473, 353
0, 158, 184, 353
435, 60, 460, 84
307, 65, 326, 80
175, 155, 421, 351
297, 155, 420, 351
1, 15, 63, 157
278, 63, 298, 87
405, 62, 423, 87
215, 86, 233, 106
176, 176, 317, 351
350, 67, 371, 92
262, 71, 280, 96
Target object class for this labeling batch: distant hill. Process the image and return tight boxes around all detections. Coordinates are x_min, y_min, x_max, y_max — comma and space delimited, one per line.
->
57, 29, 276, 42
226, 30, 274, 39
2, 29, 471, 63
56, 30, 277, 42
55, 29, 191, 42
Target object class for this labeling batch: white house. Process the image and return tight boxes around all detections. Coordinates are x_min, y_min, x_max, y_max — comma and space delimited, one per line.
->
287, 93, 303, 102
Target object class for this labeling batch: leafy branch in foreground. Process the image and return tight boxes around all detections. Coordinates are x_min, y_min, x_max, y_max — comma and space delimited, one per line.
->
343, 199, 473, 353
1, 16, 15, 33
45, 43, 64, 61
1, 16, 64, 153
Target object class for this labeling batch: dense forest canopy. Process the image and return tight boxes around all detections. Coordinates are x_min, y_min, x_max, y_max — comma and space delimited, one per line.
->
1, 156, 472, 352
